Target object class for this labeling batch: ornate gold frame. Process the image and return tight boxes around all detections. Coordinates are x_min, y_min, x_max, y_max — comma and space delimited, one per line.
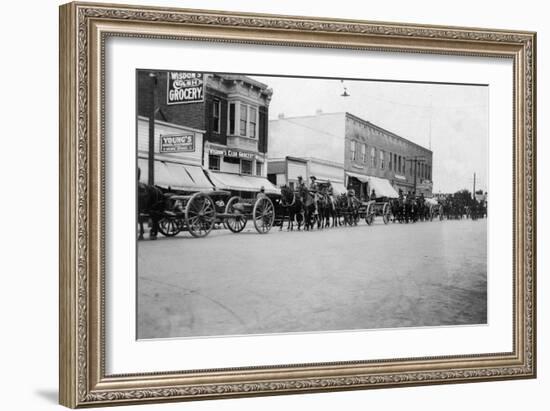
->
59, 2, 536, 408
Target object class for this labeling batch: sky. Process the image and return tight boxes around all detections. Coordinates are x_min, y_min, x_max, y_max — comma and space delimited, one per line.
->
251, 75, 488, 194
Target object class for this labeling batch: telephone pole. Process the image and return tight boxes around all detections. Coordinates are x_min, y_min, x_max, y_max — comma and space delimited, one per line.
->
148, 72, 158, 186
473, 172, 476, 200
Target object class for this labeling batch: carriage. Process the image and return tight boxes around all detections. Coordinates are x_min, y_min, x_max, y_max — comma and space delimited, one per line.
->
363, 200, 392, 225
152, 190, 276, 238
425, 197, 444, 221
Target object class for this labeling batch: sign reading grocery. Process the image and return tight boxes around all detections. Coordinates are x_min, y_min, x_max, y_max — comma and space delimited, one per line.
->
160, 134, 195, 153
166, 72, 204, 105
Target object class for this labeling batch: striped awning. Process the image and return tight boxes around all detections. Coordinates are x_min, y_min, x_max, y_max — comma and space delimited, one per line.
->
138, 159, 213, 191
207, 171, 280, 194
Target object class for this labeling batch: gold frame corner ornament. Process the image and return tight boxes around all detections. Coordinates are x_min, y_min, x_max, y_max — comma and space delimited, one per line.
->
59, 1, 536, 408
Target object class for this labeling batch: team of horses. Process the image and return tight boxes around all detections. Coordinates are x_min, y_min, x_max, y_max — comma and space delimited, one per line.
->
276, 185, 372, 230
138, 181, 487, 239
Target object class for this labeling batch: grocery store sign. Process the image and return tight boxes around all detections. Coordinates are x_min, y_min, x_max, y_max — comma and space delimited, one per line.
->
209, 148, 256, 160
160, 134, 195, 153
166, 72, 204, 105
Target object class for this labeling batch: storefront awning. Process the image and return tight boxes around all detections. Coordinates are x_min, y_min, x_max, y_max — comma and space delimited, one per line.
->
331, 182, 347, 195
346, 172, 399, 198
366, 176, 399, 198
241, 175, 280, 194
346, 171, 370, 184
207, 171, 280, 194
138, 159, 213, 191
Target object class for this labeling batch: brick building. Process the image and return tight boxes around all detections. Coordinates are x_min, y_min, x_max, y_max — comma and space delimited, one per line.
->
268, 111, 433, 199
137, 71, 278, 195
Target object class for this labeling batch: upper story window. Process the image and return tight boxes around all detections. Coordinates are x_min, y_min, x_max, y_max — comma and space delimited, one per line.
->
228, 102, 259, 139
370, 147, 376, 167
228, 103, 236, 135
239, 104, 248, 136
361, 144, 367, 162
249, 108, 257, 138
389, 152, 392, 171
380, 150, 385, 169
212, 100, 221, 133
350, 140, 356, 161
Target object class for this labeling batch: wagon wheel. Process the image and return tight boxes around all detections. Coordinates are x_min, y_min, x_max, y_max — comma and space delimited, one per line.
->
382, 203, 391, 224
365, 203, 374, 225
224, 196, 248, 233
185, 193, 216, 238
253, 196, 275, 234
158, 216, 182, 237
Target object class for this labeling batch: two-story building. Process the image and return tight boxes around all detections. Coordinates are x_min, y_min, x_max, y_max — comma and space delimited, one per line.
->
137, 71, 279, 196
268, 111, 433, 200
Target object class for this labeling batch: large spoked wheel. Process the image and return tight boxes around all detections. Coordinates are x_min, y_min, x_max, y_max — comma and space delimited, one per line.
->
224, 196, 248, 233
253, 197, 275, 234
365, 203, 374, 225
185, 193, 216, 238
382, 203, 391, 224
158, 216, 183, 237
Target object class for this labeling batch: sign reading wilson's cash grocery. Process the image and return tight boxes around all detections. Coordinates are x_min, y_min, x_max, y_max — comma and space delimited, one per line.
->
159, 134, 195, 153
166, 72, 204, 105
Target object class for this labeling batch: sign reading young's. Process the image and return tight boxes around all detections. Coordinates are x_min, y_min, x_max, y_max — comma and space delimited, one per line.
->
167, 72, 204, 105
160, 134, 195, 153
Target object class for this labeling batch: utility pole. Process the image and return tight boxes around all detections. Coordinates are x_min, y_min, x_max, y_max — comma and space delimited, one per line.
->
473, 172, 476, 200
148, 72, 158, 186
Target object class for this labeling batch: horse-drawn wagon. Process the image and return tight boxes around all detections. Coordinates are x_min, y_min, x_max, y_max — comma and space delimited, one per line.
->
139, 185, 275, 239
425, 197, 444, 221
364, 200, 393, 225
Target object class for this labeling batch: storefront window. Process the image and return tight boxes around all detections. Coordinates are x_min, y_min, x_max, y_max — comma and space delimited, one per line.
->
208, 154, 220, 171
212, 100, 221, 133
256, 161, 263, 176
241, 159, 252, 175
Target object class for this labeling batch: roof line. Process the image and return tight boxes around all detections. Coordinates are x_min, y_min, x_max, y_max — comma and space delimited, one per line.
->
345, 112, 432, 154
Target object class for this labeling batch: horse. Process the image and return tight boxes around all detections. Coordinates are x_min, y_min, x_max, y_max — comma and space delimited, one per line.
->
297, 185, 317, 230
279, 185, 304, 230
317, 191, 338, 228
137, 182, 166, 240
336, 193, 360, 226
391, 197, 404, 223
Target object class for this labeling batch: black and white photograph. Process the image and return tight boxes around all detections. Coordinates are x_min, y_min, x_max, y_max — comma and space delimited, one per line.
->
136, 70, 488, 340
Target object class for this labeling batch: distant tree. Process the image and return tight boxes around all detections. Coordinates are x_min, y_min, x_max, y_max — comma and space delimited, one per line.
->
454, 189, 473, 203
